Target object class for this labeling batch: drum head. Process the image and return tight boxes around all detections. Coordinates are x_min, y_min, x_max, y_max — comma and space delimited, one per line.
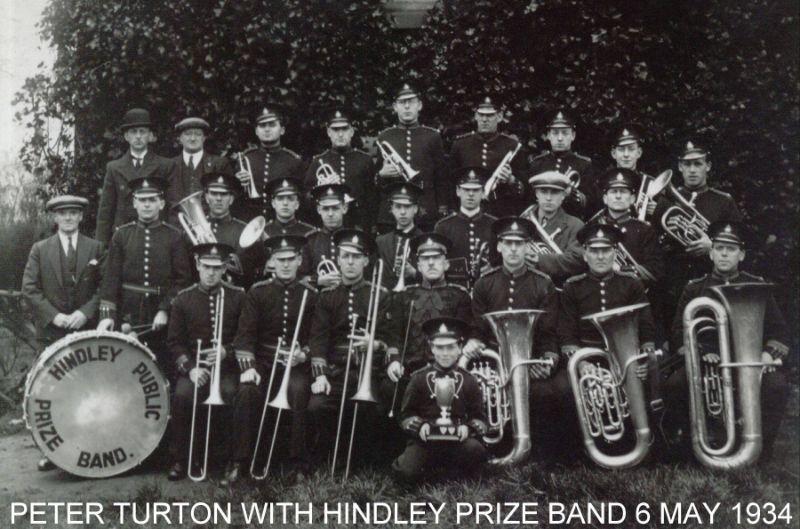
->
24, 331, 170, 478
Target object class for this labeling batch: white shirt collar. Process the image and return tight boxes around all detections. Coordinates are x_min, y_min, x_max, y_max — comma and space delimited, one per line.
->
460, 206, 481, 218
183, 150, 203, 166
58, 232, 77, 254
131, 149, 147, 161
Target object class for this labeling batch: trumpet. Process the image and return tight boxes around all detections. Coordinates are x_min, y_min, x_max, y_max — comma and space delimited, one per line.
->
483, 144, 522, 196
378, 141, 419, 181
187, 288, 225, 482
176, 192, 217, 245
392, 238, 411, 292
237, 153, 260, 199
250, 289, 309, 479
660, 184, 710, 247
634, 169, 672, 220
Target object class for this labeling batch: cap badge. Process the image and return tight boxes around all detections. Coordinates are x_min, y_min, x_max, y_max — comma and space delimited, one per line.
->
597, 229, 605, 238
723, 225, 732, 234
352, 235, 359, 244
281, 239, 289, 247
510, 222, 519, 231
556, 112, 564, 120
622, 129, 630, 136
438, 323, 449, 334
142, 179, 150, 188
687, 141, 695, 150
616, 173, 624, 181
210, 246, 219, 255
335, 111, 343, 119
217, 176, 224, 184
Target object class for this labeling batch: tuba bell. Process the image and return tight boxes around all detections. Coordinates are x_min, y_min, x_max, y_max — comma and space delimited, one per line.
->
176, 192, 217, 245
683, 282, 782, 469
567, 302, 654, 469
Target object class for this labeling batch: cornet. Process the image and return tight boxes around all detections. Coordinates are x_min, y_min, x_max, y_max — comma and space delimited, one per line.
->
237, 153, 260, 199
378, 141, 419, 181
660, 184, 710, 247
483, 144, 522, 196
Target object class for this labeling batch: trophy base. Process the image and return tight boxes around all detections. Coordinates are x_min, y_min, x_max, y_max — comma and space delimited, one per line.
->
426, 424, 459, 441
426, 434, 460, 442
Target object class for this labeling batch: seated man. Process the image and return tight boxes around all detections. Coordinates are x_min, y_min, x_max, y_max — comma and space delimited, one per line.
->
302, 183, 352, 288
392, 317, 488, 483
166, 243, 245, 481
662, 221, 790, 461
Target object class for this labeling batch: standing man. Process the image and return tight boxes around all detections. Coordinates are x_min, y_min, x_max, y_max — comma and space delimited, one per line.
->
97, 177, 192, 374
606, 125, 660, 220
234, 105, 305, 222
166, 243, 245, 481
434, 167, 497, 292
166, 116, 233, 220
529, 109, 594, 219
376, 182, 423, 289
302, 183, 352, 288
521, 172, 586, 287
304, 109, 377, 230
96, 108, 175, 245
449, 96, 528, 216
21, 195, 105, 473
262, 177, 317, 238
376, 83, 447, 232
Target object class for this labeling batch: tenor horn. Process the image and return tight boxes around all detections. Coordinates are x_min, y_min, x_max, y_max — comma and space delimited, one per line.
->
521, 207, 563, 256
567, 302, 653, 469
683, 282, 781, 469
176, 192, 217, 245
660, 184, 710, 247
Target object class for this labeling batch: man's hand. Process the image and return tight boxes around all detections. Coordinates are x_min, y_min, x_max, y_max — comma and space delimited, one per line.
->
462, 339, 484, 361
529, 353, 558, 380
761, 351, 778, 374
235, 168, 251, 187
635, 361, 649, 381
152, 310, 168, 330
457, 424, 470, 442
524, 251, 539, 270
686, 231, 712, 257
404, 263, 417, 278
97, 318, 115, 332
317, 272, 342, 289
496, 164, 512, 183
378, 162, 401, 179
66, 310, 88, 330
52, 313, 70, 328
387, 360, 405, 383
240, 368, 261, 385
189, 368, 210, 386
646, 199, 657, 216
201, 346, 226, 364
419, 423, 431, 442
311, 375, 331, 395
290, 346, 307, 367
702, 352, 721, 365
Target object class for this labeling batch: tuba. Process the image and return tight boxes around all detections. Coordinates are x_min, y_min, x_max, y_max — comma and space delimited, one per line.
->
660, 184, 710, 247
683, 282, 781, 469
176, 192, 217, 245
567, 303, 653, 469
463, 309, 553, 465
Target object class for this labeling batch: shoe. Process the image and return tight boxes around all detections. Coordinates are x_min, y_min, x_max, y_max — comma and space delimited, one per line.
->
167, 462, 186, 481
37, 458, 55, 472
220, 462, 241, 486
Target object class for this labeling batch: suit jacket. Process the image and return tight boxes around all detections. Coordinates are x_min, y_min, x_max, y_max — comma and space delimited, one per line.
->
95, 151, 175, 245
520, 205, 586, 286
165, 151, 233, 224
21, 233, 105, 340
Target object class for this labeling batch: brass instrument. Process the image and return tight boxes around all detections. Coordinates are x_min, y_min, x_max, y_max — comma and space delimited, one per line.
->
463, 310, 553, 464
614, 243, 656, 282
332, 260, 384, 480
660, 183, 711, 247
317, 257, 339, 280
635, 169, 672, 220
316, 159, 341, 186
392, 238, 411, 292
521, 208, 563, 256
378, 141, 420, 181
237, 152, 261, 199
564, 167, 581, 196
483, 144, 522, 196
567, 302, 654, 469
250, 289, 309, 479
176, 192, 217, 245
239, 215, 267, 249
683, 282, 782, 469
468, 240, 490, 289
187, 288, 226, 481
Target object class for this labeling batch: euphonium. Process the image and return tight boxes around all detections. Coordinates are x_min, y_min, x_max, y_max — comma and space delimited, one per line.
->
237, 152, 260, 199
176, 192, 217, 245
683, 282, 782, 469
567, 302, 653, 469
378, 141, 420, 181
660, 183, 711, 247
634, 169, 672, 221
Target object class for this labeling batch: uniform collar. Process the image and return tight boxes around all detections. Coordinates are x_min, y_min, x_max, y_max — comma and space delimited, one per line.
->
277, 217, 297, 226
259, 142, 282, 153
477, 131, 499, 142
502, 265, 527, 279
395, 225, 416, 236
136, 219, 162, 229
275, 276, 297, 287
588, 270, 615, 282
421, 277, 447, 289
398, 121, 419, 129
680, 184, 709, 194
343, 277, 367, 290
551, 149, 572, 158
332, 146, 352, 155
458, 207, 483, 219
208, 212, 231, 222
198, 282, 222, 295
603, 209, 631, 223
432, 362, 458, 375
711, 269, 740, 282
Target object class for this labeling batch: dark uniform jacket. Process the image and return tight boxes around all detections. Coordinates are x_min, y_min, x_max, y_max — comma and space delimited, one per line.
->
22, 233, 105, 343
529, 150, 595, 218
450, 132, 529, 216
300, 227, 338, 282
591, 210, 665, 286
558, 271, 656, 351
167, 282, 245, 370
233, 145, 305, 222
263, 218, 317, 238
165, 151, 233, 221
400, 363, 487, 437
388, 279, 473, 371
376, 226, 423, 289
309, 279, 396, 377
233, 277, 318, 371
471, 266, 558, 355
304, 147, 377, 229
376, 124, 447, 225
99, 220, 192, 324
206, 214, 255, 288
669, 271, 788, 357
95, 151, 175, 245
434, 210, 498, 290
520, 205, 586, 285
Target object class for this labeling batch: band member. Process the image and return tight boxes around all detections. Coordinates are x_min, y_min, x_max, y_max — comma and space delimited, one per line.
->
166, 243, 245, 481
434, 167, 497, 291
166, 116, 233, 220
449, 96, 528, 216
302, 183, 351, 288
233, 104, 304, 222
662, 221, 790, 459
95, 108, 175, 245
228, 235, 317, 482
529, 109, 594, 219
262, 177, 317, 238
304, 109, 377, 230
381, 233, 473, 417
521, 172, 586, 287
376, 83, 447, 232
392, 317, 488, 483
307, 229, 395, 465
607, 126, 659, 219
97, 177, 192, 373
21, 195, 105, 473
376, 182, 423, 289
466, 217, 562, 455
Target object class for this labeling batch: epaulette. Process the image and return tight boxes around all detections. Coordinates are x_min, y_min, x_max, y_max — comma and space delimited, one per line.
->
615, 270, 639, 280
565, 273, 587, 284
251, 278, 275, 289
353, 148, 371, 157
531, 151, 551, 161
321, 285, 338, 293
573, 152, 591, 162
176, 284, 199, 297
419, 125, 441, 133
162, 222, 182, 233
222, 281, 245, 292
444, 282, 470, 294
435, 212, 458, 225
454, 131, 474, 140
708, 188, 733, 199
483, 265, 502, 276
686, 274, 708, 285
298, 277, 319, 292
115, 221, 136, 231
499, 132, 521, 143
741, 271, 765, 282
282, 147, 302, 159
377, 126, 398, 136
242, 146, 259, 154
527, 268, 554, 282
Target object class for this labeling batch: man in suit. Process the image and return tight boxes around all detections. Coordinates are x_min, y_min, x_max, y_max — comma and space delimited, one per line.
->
166, 116, 233, 223
21, 194, 105, 471
95, 108, 175, 245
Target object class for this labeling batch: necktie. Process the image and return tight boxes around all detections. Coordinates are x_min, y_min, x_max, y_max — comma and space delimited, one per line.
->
66, 237, 77, 285
133, 157, 141, 168
540, 216, 548, 228
188, 156, 195, 170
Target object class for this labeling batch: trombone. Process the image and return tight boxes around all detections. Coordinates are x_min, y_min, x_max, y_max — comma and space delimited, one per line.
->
392, 238, 411, 292
237, 152, 260, 199
250, 289, 310, 479
378, 141, 419, 181
332, 259, 384, 480
187, 287, 226, 482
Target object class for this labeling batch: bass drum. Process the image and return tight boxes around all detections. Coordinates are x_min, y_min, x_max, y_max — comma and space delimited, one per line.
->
23, 330, 170, 478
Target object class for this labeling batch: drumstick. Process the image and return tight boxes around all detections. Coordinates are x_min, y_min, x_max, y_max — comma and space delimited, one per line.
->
388, 300, 415, 418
